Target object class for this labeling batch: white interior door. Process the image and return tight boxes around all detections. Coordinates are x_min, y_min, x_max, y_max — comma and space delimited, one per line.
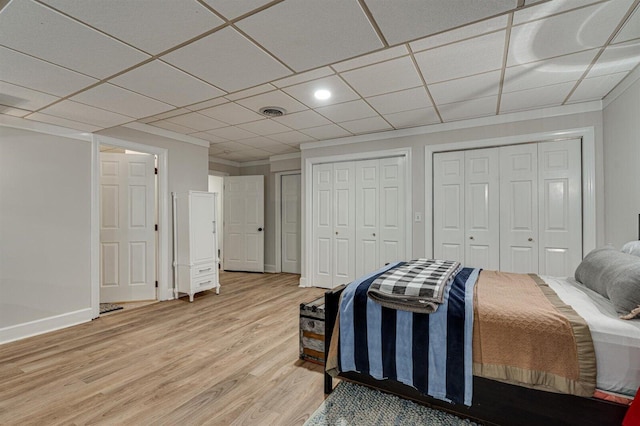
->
281, 174, 301, 274
433, 151, 465, 263
224, 175, 264, 272
312, 164, 334, 287
378, 156, 405, 266
100, 153, 156, 303
332, 162, 356, 286
500, 143, 539, 273
538, 139, 582, 276
465, 148, 500, 270
355, 159, 379, 277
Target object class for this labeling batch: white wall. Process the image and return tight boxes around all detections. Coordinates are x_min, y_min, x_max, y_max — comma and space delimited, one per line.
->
0, 127, 92, 342
603, 75, 640, 248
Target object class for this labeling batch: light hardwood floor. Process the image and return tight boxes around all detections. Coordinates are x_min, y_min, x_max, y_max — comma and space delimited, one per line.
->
0, 272, 327, 425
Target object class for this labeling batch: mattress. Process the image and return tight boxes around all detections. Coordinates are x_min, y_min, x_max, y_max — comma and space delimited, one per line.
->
542, 275, 640, 397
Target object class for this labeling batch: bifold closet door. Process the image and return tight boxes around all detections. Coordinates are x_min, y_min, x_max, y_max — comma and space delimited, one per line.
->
312, 164, 334, 287
355, 159, 379, 277
433, 151, 465, 263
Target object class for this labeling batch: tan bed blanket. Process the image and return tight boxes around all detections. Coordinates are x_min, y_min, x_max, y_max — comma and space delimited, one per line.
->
472, 271, 596, 397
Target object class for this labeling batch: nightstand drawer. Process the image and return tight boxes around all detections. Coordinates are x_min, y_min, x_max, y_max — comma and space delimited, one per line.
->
191, 262, 216, 279
193, 273, 216, 290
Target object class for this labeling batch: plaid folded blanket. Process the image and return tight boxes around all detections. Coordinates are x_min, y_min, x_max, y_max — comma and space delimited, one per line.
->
367, 259, 461, 313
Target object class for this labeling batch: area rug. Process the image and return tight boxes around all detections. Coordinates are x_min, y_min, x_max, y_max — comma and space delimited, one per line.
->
305, 382, 477, 426
99, 303, 123, 314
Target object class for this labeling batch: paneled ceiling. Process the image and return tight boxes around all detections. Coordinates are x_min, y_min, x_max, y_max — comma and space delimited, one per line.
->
1, 0, 639, 162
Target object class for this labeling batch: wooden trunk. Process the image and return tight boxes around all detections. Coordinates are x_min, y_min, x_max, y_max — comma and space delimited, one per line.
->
299, 296, 325, 365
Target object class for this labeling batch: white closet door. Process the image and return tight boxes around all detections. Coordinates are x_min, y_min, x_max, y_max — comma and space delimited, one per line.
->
465, 148, 500, 270
190, 191, 216, 264
379, 156, 405, 266
538, 139, 582, 276
433, 151, 465, 263
355, 159, 379, 277
281, 174, 301, 274
500, 144, 539, 273
333, 162, 356, 286
312, 164, 334, 287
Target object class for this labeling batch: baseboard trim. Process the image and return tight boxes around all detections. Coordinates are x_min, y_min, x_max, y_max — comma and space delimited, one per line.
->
299, 276, 308, 287
0, 308, 93, 345
264, 264, 277, 274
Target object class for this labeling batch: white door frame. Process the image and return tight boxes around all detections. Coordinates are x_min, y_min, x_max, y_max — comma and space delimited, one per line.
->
275, 170, 301, 273
91, 134, 170, 318
425, 126, 596, 259
302, 147, 412, 287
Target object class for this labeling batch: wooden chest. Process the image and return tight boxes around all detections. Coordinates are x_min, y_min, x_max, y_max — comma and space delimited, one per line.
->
299, 295, 325, 365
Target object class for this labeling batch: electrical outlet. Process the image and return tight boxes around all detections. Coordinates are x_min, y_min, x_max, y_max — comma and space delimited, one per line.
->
414, 212, 422, 222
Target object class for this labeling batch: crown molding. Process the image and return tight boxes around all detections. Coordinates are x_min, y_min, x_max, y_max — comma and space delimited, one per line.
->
239, 159, 270, 167
0, 115, 92, 141
270, 152, 301, 162
123, 122, 209, 148
209, 156, 240, 167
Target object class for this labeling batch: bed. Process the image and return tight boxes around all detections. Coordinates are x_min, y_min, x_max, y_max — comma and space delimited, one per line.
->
322, 248, 640, 426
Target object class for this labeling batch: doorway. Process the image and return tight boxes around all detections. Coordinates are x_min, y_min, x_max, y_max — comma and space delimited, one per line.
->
275, 171, 302, 274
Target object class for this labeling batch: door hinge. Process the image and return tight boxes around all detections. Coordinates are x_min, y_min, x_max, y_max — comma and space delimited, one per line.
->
155, 224, 158, 231
155, 167, 158, 175
155, 281, 158, 288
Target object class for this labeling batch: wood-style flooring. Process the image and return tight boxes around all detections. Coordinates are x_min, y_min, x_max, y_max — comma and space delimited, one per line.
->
0, 272, 327, 425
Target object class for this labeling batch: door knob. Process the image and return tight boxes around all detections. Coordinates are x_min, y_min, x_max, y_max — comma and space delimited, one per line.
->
335, 231, 338, 235
469, 236, 474, 240
528, 237, 533, 242
373, 233, 376, 237
258, 227, 263, 232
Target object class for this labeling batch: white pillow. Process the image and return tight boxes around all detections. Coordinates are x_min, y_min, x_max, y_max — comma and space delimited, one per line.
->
621, 241, 640, 257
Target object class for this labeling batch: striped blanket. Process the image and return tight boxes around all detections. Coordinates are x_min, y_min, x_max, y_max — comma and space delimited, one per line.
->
367, 259, 462, 313
334, 262, 480, 406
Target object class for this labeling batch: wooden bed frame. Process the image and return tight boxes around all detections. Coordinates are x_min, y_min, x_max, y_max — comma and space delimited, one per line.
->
323, 285, 629, 426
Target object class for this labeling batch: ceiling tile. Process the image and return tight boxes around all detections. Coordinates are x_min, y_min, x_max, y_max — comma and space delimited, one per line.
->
364, 0, 516, 45
513, 0, 603, 25
236, 0, 383, 71
71, 83, 174, 118
191, 131, 229, 143
429, 70, 501, 105
208, 145, 227, 156
499, 81, 576, 112
167, 112, 227, 131
235, 136, 277, 148
149, 120, 198, 134
415, 31, 506, 83
383, 107, 440, 128
205, 126, 258, 140
588, 39, 640, 78
215, 141, 254, 152
237, 119, 293, 135
339, 116, 392, 134
0, 81, 59, 111
282, 75, 360, 107
272, 110, 332, 129
332, 45, 410, 72
300, 124, 352, 140
185, 97, 228, 111
267, 130, 316, 144
341, 56, 423, 97
198, 102, 264, 124
0, 0, 148, 79
614, 5, 640, 43
202, 0, 273, 20
26, 112, 102, 132
366, 87, 433, 115
220, 148, 271, 161
409, 15, 508, 52
261, 144, 299, 154
140, 108, 192, 122
225, 84, 276, 101
39, 100, 132, 128
0, 105, 31, 118
568, 72, 628, 102
508, 1, 633, 66
0, 46, 97, 97
503, 49, 598, 93
163, 27, 291, 92
42, 0, 223, 54
272, 67, 335, 88
439, 96, 498, 121
315, 100, 378, 122
236, 90, 308, 114
110, 60, 225, 107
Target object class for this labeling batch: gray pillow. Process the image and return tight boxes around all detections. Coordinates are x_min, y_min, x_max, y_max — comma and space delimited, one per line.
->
575, 247, 640, 319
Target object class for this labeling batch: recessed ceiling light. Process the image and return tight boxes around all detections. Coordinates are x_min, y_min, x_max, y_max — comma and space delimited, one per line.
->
314, 89, 331, 100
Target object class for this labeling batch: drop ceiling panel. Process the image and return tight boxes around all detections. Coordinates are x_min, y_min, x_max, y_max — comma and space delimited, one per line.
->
206, 126, 258, 140
236, 136, 277, 148
198, 102, 264, 124
236, 0, 383, 71
71, 83, 174, 118
414, 31, 506, 83
588, 39, 640, 78
429, 70, 501, 105
236, 90, 308, 114
110, 60, 225, 107
40, 100, 132, 128
613, 6, 640, 43
261, 144, 298, 154
191, 131, 229, 144
225, 84, 275, 101
41, 0, 223, 55
167, 112, 227, 131
274, 110, 332, 129
513, 0, 602, 25
301, 124, 351, 140
500, 81, 576, 112
282, 75, 360, 107
237, 119, 293, 135
340, 56, 423, 97
0, 81, 59, 111
0, 46, 97, 97
366, 87, 433, 115
508, 1, 634, 66
26, 112, 102, 132
267, 130, 316, 144
202, 0, 273, 20
272, 67, 335, 88
149, 120, 198, 134
142, 108, 192, 122
439, 96, 498, 121
186, 97, 228, 111
568, 72, 628, 102
502, 50, 598, 93
332, 45, 410, 73
339, 116, 392, 134
0, 105, 31, 118
364, 0, 516, 45
409, 15, 508, 52
383, 107, 440, 129
315, 100, 378, 122
0, 0, 148, 79
163, 27, 291, 92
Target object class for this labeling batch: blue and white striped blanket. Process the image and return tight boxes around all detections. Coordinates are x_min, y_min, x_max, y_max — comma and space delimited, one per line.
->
338, 262, 480, 406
